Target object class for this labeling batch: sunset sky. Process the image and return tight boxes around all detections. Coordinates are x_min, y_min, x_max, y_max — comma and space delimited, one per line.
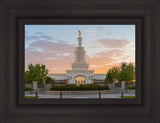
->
25, 25, 135, 74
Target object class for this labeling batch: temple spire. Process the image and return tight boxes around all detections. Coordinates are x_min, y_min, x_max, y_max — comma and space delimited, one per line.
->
77, 30, 82, 47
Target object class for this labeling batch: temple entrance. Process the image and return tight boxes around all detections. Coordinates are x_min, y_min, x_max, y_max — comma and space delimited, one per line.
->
75, 76, 85, 85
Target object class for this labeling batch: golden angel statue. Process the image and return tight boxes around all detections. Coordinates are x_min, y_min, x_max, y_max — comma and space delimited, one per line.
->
78, 30, 81, 37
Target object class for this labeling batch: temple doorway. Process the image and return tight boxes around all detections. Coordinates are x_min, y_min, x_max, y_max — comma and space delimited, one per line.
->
75, 76, 85, 85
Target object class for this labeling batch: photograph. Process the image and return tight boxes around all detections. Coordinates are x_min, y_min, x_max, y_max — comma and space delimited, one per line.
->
24, 25, 136, 99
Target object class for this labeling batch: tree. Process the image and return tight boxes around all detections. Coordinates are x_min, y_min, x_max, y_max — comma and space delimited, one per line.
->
25, 71, 32, 83
111, 67, 120, 80
46, 76, 55, 85
41, 64, 48, 80
105, 69, 113, 84
118, 62, 127, 81
25, 64, 49, 83
105, 66, 120, 84
119, 62, 135, 82
105, 62, 135, 84
34, 64, 42, 82
28, 64, 35, 81
123, 63, 135, 82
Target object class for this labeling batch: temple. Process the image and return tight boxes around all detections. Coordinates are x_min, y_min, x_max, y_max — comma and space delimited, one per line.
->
66, 31, 94, 85
48, 31, 106, 85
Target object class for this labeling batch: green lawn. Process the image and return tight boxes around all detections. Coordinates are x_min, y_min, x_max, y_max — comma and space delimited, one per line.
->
25, 96, 38, 99
122, 96, 135, 99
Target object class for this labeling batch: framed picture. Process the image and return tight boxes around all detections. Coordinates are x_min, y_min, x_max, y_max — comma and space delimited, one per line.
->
1, 0, 160, 122
22, 21, 140, 104
24, 24, 136, 101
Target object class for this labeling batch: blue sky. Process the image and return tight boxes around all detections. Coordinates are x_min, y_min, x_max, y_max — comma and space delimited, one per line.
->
25, 25, 135, 73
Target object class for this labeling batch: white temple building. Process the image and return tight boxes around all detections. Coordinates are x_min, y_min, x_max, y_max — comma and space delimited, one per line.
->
48, 31, 106, 85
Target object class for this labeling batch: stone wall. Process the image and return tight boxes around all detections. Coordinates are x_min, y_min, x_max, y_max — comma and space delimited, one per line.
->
44, 84, 52, 90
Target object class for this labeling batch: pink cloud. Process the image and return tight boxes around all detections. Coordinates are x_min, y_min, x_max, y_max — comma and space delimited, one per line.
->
29, 40, 75, 54
25, 50, 74, 73
85, 49, 126, 73
25, 34, 134, 74
25, 40, 75, 73
95, 39, 132, 48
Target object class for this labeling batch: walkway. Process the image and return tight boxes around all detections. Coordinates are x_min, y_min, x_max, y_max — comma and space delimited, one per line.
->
25, 93, 135, 99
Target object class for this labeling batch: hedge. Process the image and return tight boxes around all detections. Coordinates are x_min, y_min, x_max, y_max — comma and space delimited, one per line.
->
25, 87, 33, 91
50, 84, 109, 91
126, 86, 136, 90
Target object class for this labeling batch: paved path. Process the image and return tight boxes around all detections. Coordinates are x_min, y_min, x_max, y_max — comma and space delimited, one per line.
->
25, 93, 135, 99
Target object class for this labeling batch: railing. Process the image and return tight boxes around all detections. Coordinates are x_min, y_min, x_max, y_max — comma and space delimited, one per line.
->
58, 91, 125, 99
25, 91, 127, 99
99, 91, 101, 99
121, 92, 123, 99
60, 91, 62, 99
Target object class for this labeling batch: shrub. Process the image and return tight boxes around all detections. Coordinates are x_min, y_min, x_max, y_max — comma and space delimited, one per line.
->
126, 81, 135, 86
46, 76, 56, 84
25, 87, 33, 91
50, 84, 109, 91
126, 86, 136, 90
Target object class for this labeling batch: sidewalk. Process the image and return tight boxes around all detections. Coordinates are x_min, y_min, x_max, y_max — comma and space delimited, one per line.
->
25, 93, 135, 99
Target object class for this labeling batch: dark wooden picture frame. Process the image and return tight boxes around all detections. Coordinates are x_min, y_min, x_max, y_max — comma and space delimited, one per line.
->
1, 0, 160, 122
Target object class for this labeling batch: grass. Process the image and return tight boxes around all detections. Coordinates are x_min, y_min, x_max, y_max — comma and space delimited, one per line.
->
25, 96, 40, 99
121, 96, 135, 99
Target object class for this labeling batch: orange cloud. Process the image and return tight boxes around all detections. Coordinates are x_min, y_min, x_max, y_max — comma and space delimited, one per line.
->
95, 39, 132, 48
25, 33, 134, 74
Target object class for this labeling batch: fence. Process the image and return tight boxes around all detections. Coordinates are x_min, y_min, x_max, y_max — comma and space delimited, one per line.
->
25, 91, 129, 99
